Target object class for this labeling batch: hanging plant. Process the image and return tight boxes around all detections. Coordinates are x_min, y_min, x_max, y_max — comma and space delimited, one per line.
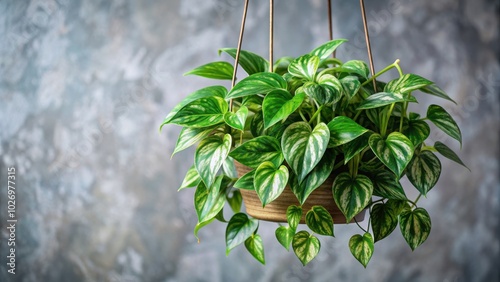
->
160, 38, 467, 267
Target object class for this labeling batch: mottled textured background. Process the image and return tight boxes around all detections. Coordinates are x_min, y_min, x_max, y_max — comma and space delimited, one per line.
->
0, 0, 499, 281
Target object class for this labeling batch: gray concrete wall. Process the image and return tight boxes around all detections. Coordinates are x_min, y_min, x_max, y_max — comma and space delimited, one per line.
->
0, 0, 498, 281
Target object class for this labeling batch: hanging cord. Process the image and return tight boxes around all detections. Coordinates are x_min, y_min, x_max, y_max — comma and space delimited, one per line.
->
328, 0, 335, 58
230, 0, 250, 111
269, 0, 274, 72
359, 0, 377, 92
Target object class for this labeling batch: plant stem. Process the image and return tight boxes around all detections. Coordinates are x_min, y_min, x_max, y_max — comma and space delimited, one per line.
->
354, 218, 367, 233
412, 194, 422, 208
361, 59, 400, 88
309, 105, 324, 126
299, 109, 308, 123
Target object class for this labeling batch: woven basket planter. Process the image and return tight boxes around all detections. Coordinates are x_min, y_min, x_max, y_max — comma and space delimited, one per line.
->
235, 162, 366, 224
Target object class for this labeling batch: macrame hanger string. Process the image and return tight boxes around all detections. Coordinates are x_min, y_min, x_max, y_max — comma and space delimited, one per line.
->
327, 0, 335, 57
359, 0, 377, 92
230, 0, 250, 111
269, 0, 274, 72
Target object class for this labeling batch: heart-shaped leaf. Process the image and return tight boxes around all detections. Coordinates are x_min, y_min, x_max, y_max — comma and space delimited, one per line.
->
276, 226, 295, 251
219, 48, 269, 75
194, 176, 226, 223
371, 171, 407, 200
184, 61, 234, 80
250, 110, 265, 137
172, 126, 217, 157
369, 132, 414, 177
384, 74, 433, 94
420, 84, 456, 104
254, 162, 289, 206
327, 116, 369, 147
357, 92, 417, 110
223, 157, 238, 178
332, 172, 373, 222
242, 95, 264, 112
349, 233, 374, 268
402, 120, 430, 147
195, 134, 232, 187
226, 213, 259, 254
162, 86, 227, 125
427, 104, 462, 146
229, 136, 283, 169
227, 72, 287, 99
386, 199, 411, 216
288, 54, 319, 81
306, 206, 334, 237
224, 105, 249, 131
434, 141, 469, 170
179, 165, 202, 191
399, 208, 432, 251
245, 234, 265, 264
290, 150, 336, 205
371, 203, 398, 242
407, 151, 441, 196
169, 96, 229, 128
309, 39, 347, 60
262, 90, 305, 129
282, 122, 330, 183
287, 205, 303, 231
234, 169, 255, 190
340, 75, 362, 100
316, 74, 344, 104
302, 82, 341, 105
336, 60, 370, 79
194, 218, 215, 243
292, 231, 321, 266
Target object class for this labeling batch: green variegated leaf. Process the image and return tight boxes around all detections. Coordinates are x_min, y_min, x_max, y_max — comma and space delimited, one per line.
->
234, 169, 255, 190
282, 122, 330, 183
184, 61, 234, 80
339, 60, 370, 79
357, 92, 417, 110
407, 151, 441, 196
427, 104, 462, 145
302, 82, 341, 105
162, 86, 227, 125
349, 233, 374, 267
219, 48, 269, 75
179, 165, 201, 191
287, 205, 303, 231
169, 96, 228, 127
276, 226, 295, 251
223, 157, 237, 178
195, 134, 232, 187
250, 110, 265, 137
306, 206, 334, 236
172, 126, 217, 156
420, 84, 456, 104
309, 39, 347, 60
245, 234, 265, 264
369, 132, 414, 177
288, 54, 320, 81
227, 72, 287, 99
385, 74, 433, 94
262, 90, 305, 128
341, 75, 362, 100
242, 95, 264, 112
402, 120, 430, 147
434, 141, 469, 170
371, 203, 398, 242
290, 150, 336, 205
386, 199, 411, 216
254, 161, 289, 206
227, 190, 242, 213
194, 176, 226, 223
224, 105, 249, 131
400, 208, 432, 251
327, 116, 368, 147
274, 56, 295, 75
229, 136, 283, 168
292, 231, 321, 266
314, 74, 343, 104
194, 218, 215, 243
332, 173, 373, 222
343, 132, 371, 164
226, 213, 259, 254
371, 171, 407, 200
